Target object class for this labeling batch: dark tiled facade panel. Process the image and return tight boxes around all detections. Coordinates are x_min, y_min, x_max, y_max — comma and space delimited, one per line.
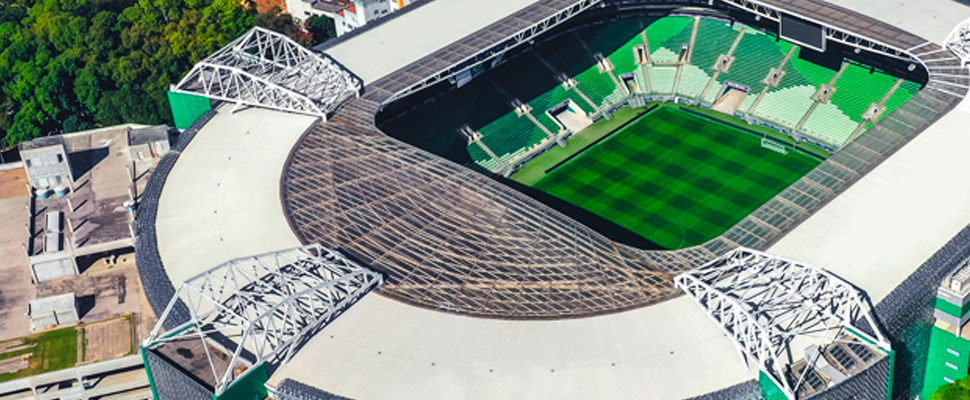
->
143, 349, 214, 400
807, 356, 890, 400
276, 379, 355, 400
135, 111, 215, 329
685, 381, 763, 400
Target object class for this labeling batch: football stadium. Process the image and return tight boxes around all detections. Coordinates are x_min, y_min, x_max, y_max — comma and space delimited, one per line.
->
377, 13, 923, 251
135, 0, 970, 399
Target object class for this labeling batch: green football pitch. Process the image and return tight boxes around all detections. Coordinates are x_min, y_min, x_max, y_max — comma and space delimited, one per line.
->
530, 105, 822, 250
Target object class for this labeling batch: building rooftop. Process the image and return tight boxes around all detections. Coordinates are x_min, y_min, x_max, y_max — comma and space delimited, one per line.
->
27, 125, 152, 259
19, 136, 65, 152
311, 0, 351, 14
943, 257, 970, 296
27, 293, 75, 315
323, 0, 548, 84
128, 125, 170, 148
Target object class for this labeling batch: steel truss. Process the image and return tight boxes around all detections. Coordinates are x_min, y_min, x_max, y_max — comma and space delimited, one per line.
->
945, 17, 970, 67
172, 27, 362, 119
382, 0, 602, 105
717, 0, 913, 62
674, 248, 889, 400
145, 244, 382, 395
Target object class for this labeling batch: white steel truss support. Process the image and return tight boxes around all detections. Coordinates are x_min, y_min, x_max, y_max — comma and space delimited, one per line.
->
674, 247, 889, 400
146, 244, 382, 395
945, 17, 970, 68
717, 0, 914, 62
382, 0, 602, 105
172, 27, 362, 120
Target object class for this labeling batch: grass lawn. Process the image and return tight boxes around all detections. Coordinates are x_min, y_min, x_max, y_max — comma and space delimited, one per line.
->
0, 327, 78, 383
532, 105, 821, 249
682, 105, 831, 160
511, 106, 650, 185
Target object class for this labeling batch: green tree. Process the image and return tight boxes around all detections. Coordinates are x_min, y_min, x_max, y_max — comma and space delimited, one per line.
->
306, 15, 336, 45
0, 0, 311, 148
934, 375, 970, 400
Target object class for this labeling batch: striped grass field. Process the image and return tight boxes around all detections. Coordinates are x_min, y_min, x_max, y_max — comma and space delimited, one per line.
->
531, 105, 821, 249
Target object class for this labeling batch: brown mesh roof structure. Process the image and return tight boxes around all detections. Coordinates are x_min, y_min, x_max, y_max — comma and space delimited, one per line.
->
283, 124, 684, 318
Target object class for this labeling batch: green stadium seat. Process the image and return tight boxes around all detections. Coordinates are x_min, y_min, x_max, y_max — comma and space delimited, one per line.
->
649, 66, 677, 93
650, 45, 681, 65
829, 63, 898, 123
678, 65, 713, 98
717, 32, 786, 97
610, 36, 641, 74
747, 85, 815, 129
690, 19, 740, 75
645, 16, 693, 48
478, 112, 548, 159
575, 68, 619, 106
785, 45, 838, 87
802, 102, 856, 145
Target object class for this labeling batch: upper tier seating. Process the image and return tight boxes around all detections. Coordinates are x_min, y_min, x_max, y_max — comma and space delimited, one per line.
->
467, 15, 921, 167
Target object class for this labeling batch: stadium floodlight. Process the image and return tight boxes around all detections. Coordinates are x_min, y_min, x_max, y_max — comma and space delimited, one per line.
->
511, 99, 533, 117
595, 53, 615, 73
945, 17, 970, 67
558, 73, 578, 90
144, 244, 382, 395
458, 125, 484, 143
675, 248, 889, 400
171, 27, 362, 120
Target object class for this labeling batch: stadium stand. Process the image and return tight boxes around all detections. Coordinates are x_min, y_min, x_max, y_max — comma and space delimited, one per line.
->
609, 35, 639, 73
477, 111, 548, 160
575, 66, 619, 105
678, 65, 711, 98
648, 65, 677, 94
646, 16, 693, 64
751, 85, 817, 129
692, 18, 739, 76
465, 14, 923, 170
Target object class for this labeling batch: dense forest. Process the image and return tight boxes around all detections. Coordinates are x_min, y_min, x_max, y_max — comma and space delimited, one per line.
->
0, 0, 334, 148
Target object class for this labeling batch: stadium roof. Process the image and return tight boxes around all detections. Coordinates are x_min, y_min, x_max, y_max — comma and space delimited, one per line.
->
825, 0, 969, 43
155, 108, 317, 286
324, 0, 582, 85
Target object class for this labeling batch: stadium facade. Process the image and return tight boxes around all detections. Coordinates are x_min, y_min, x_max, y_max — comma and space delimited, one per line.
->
139, 0, 970, 399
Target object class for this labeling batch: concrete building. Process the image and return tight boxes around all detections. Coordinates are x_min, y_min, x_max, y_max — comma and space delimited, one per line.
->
128, 125, 172, 161
285, 0, 396, 36
22, 125, 170, 283
391, 0, 415, 10
0, 355, 150, 400
20, 136, 73, 195
922, 258, 970, 399
28, 209, 78, 282
27, 293, 78, 330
